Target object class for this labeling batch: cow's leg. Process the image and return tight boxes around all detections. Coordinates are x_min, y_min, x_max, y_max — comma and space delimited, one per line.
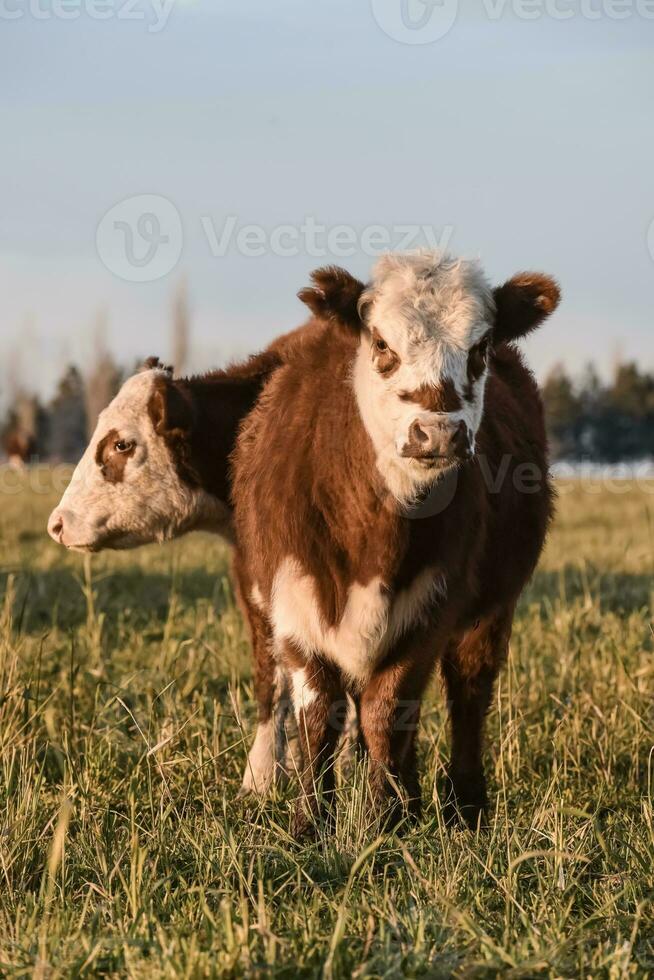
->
337, 694, 363, 773
235, 572, 290, 797
284, 645, 346, 839
359, 632, 435, 827
440, 607, 514, 828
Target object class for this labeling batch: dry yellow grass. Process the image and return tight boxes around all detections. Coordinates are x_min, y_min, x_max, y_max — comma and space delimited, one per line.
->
0, 471, 652, 977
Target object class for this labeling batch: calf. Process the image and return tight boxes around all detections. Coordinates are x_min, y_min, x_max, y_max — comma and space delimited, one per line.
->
232, 251, 559, 837
47, 330, 310, 552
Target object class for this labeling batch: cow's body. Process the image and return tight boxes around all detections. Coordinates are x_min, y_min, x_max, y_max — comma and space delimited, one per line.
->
232, 253, 558, 835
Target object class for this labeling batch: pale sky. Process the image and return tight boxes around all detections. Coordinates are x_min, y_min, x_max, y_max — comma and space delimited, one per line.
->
1, 0, 653, 403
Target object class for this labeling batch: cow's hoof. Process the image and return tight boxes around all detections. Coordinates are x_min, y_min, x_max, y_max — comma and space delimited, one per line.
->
291, 806, 317, 842
440, 770, 488, 830
442, 799, 488, 830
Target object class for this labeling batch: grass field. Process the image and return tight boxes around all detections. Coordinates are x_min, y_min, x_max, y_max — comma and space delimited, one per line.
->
0, 471, 653, 978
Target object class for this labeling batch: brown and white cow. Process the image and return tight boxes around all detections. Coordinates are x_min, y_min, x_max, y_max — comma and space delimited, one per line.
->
231, 250, 559, 837
46, 332, 309, 552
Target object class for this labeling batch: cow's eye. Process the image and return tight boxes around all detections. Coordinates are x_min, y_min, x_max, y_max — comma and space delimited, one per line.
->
114, 439, 135, 453
375, 338, 388, 353
468, 338, 490, 380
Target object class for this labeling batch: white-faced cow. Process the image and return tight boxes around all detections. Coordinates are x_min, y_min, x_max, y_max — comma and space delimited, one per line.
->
46, 334, 309, 552
231, 250, 559, 837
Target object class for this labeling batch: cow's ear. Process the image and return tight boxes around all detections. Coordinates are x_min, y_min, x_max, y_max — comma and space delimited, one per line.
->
493, 273, 561, 344
297, 266, 365, 334
142, 355, 173, 375
148, 377, 194, 439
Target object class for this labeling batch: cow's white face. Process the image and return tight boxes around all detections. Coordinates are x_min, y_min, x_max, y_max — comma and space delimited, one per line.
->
47, 367, 230, 552
352, 252, 495, 501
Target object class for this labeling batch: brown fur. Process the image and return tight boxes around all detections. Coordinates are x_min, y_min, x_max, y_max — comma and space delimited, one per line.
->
231, 268, 557, 835
400, 379, 463, 413
463, 335, 491, 402
145, 326, 318, 506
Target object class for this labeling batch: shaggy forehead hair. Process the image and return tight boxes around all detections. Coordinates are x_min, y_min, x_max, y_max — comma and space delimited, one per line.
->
361, 251, 495, 353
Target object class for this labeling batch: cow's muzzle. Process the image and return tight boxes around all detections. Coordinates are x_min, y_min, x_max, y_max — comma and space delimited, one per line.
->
401, 418, 472, 465
47, 508, 101, 551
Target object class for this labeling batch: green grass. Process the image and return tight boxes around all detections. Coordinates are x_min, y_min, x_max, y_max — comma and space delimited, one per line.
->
1, 470, 653, 977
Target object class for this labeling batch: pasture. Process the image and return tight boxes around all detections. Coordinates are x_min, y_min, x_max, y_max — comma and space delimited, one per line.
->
0, 472, 652, 977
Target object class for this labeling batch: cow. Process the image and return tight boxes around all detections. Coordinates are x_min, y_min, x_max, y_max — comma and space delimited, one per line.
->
4, 430, 35, 469
46, 331, 310, 553
231, 250, 559, 838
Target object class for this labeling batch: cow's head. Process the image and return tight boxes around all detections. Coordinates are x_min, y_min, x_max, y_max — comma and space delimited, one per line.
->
47, 359, 230, 552
299, 251, 560, 500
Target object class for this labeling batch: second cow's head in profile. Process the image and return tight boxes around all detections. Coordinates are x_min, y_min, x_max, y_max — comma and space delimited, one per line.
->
46, 346, 291, 552
300, 251, 559, 501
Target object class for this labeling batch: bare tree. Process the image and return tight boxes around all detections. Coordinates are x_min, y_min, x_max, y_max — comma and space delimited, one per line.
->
47, 365, 87, 462
171, 277, 190, 376
84, 311, 121, 438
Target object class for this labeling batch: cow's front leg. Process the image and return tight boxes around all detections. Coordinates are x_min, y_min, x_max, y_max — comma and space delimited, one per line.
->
359, 632, 436, 828
440, 607, 514, 828
240, 664, 291, 797
284, 644, 345, 839
235, 569, 290, 797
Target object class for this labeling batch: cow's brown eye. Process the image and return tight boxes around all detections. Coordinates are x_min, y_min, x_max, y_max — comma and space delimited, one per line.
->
114, 439, 135, 454
371, 329, 399, 375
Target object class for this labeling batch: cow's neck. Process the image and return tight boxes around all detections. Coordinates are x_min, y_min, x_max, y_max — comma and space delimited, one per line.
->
171, 372, 264, 524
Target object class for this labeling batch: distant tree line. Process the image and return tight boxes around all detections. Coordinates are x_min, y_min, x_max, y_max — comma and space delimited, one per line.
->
2, 347, 653, 466
2, 361, 122, 465
542, 361, 654, 461
1, 282, 191, 466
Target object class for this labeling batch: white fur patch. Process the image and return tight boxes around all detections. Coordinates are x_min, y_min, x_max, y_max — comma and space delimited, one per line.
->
271, 557, 443, 685
353, 251, 494, 502
240, 665, 293, 795
291, 668, 318, 713
49, 368, 232, 551
240, 719, 275, 795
